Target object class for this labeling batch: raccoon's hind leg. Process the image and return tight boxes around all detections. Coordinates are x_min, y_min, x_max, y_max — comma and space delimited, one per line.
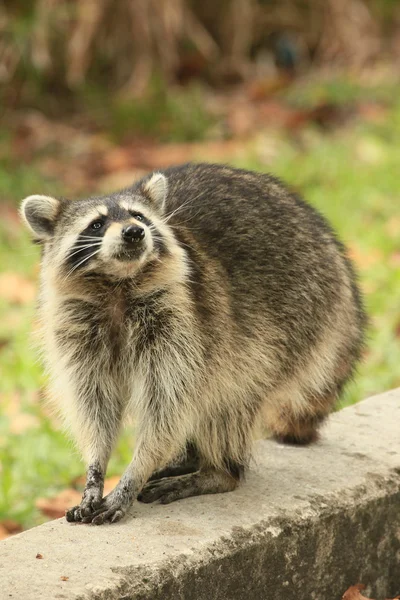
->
139, 413, 250, 504
148, 441, 200, 481
266, 391, 335, 445
138, 466, 238, 504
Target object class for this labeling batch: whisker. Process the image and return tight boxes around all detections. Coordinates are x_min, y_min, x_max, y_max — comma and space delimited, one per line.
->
69, 241, 103, 250
177, 240, 196, 252
68, 243, 103, 259
161, 199, 192, 224
64, 249, 101, 281
149, 224, 196, 252
71, 239, 104, 245
160, 189, 207, 226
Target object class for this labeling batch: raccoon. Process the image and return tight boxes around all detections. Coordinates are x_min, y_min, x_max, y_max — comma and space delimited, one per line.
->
20, 163, 366, 525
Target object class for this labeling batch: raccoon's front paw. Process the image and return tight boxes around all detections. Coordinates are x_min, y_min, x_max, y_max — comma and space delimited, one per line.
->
81, 498, 128, 525
79, 487, 131, 525
86, 504, 127, 525
65, 487, 103, 522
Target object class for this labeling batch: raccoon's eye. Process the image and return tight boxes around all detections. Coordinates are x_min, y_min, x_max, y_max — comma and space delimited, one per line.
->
90, 220, 104, 231
130, 212, 144, 221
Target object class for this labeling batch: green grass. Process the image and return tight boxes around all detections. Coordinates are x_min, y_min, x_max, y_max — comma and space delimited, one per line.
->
282, 72, 400, 107
1, 79, 400, 529
80, 78, 216, 143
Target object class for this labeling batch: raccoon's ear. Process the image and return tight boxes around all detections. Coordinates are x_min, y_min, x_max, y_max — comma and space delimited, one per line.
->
143, 173, 168, 211
20, 194, 61, 240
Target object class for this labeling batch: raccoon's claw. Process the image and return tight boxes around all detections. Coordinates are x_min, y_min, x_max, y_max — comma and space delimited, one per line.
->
65, 487, 103, 522
65, 505, 82, 522
81, 501, 127, 525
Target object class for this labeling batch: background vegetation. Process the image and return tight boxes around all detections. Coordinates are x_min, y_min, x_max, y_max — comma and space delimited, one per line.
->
1, 0, 400, 535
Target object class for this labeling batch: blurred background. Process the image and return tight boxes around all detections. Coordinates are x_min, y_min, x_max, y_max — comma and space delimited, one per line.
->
1, 0, 400, 537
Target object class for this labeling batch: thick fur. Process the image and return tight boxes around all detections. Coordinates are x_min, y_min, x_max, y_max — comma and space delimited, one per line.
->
21, 163, 366, 524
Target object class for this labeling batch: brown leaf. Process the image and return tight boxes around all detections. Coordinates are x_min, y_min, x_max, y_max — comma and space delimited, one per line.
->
137, 140, 243, 170
341, 584, 400, 600
227, 102, 256, 137
104, 476, 120, 495
36, 489, 82, 519
0, 524, 10, 541
1, 519, 23, 535
0, 337, 10, 351
36, 553, 43, 559
98, 170, 145, 194
36, 476, 120, 520
247, 74, 294, 101
258, 100, 296, 128
358, 102, 388, 123
102, 147, 134, 173
342, 584, 370, 600
0, 273, 36, 305
60, 576, 69, 581
0, 205, 21, 228
0, 519, 23, 539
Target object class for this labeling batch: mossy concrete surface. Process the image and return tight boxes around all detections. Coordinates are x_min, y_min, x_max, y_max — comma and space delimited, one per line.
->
1, 389, 399, 600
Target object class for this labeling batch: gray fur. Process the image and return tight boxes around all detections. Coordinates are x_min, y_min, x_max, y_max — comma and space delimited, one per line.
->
20, 163, 366, 524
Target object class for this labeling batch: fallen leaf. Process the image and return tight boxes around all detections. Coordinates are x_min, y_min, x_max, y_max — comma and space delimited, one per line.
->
0, 519, 23, 540
60, 576, 69, 581
36, 476, 120, 520
342, 584, 400, 600
36, 553, 43, 559
0, 273, 36, 305
342, 584, 370, 600
0, 524, 10, 541
98, 170, 144, 194
247, 73, 293, 101
227, 102, 257, 137
0, 337, 10, 351
1, 519, 23, 535
104, 476, 120, 495
36, 489, 82, 519
126, 140, 243, 170
358, 102, 388, 123
102, 147, 134, 173
0, 205, 21, 228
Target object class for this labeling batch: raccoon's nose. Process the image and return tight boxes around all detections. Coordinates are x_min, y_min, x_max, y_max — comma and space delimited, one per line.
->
122, 225, 145, 243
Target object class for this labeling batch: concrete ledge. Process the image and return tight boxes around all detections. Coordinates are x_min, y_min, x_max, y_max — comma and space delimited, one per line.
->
1, 390, 400, 600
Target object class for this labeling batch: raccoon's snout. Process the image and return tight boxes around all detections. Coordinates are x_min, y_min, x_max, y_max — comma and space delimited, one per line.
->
122, 225, 145, 243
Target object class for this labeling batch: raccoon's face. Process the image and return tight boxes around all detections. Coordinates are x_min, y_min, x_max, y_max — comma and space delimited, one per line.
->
20, 173, 179, 282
